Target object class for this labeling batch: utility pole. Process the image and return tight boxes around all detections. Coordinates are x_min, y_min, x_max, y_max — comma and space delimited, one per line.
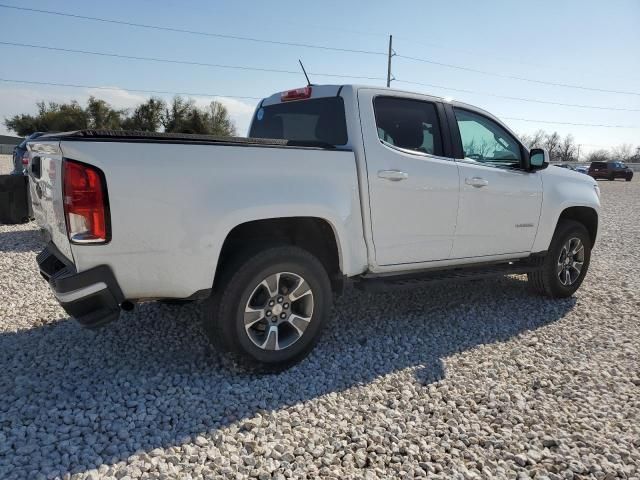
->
386, 35, 395, 87
576, 144, 581, 162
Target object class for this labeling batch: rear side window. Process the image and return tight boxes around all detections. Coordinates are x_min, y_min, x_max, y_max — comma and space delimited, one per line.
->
591, 162, 606, 169
373, 97, 443, 156
249, 97, 348, 146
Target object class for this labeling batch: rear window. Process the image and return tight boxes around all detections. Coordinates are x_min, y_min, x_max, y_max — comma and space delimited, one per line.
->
591, 162, 606, 168
249, 97, 348, 146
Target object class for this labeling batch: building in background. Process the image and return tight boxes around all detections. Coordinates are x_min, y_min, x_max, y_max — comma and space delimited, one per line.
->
0, 134, 22, 155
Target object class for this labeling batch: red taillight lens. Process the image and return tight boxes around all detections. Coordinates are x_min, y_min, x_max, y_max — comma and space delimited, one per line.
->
63, 160, 109, 243
21, 151, 29, 166
281, 86, 312, 102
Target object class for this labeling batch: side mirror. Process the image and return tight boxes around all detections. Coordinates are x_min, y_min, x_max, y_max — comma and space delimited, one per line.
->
528, 148, 549, 171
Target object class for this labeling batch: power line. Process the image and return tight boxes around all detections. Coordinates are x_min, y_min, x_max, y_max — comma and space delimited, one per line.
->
396, 79, 640, 112
396, 54, 640, 97
1, 77, 637, 129
501, 117, 637, 128
4, 38, 635, 113
0, 3, 386, 56
0, 41, 386, 81
3, 1, 638, 103
0, 78, 263, 100
392, 36, 639, 82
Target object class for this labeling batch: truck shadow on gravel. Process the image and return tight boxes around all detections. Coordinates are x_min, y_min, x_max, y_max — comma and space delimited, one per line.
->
0, 277, 575, 478
0, 228, 42, 253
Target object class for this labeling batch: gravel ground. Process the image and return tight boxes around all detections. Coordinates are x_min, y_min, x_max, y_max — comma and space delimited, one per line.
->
1, 176, 638, 480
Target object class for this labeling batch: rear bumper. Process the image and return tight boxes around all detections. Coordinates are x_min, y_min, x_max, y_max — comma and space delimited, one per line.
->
37, 244, 124, 328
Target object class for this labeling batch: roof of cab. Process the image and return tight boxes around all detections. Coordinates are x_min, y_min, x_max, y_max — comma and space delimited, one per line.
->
261, 84, 489, 117
259, 84, 518, 140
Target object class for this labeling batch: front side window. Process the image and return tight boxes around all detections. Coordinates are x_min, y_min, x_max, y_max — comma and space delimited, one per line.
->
374, 97, 443, 156
454, 108, 522, 167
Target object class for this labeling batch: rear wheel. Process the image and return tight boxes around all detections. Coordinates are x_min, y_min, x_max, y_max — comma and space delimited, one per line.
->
527, 220, 591, 298
204, 246, 332, 372
608, 172, 615, 181
626, 175, 632, 182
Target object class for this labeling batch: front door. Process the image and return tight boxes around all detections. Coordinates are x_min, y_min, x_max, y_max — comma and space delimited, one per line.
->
358, 91, 460, 265
449, 107, 543, 258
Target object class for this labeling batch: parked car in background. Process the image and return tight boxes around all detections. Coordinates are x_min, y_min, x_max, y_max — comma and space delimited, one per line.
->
574, 165, 589, 175
556, 164, 575, 170
12, 132, 45, 175
588, 161, 633, 181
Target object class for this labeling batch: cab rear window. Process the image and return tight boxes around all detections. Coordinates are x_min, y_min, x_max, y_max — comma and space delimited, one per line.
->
249, 97, 348, 146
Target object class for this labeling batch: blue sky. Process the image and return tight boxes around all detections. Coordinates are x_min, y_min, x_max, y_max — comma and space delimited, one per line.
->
0, 0, 638, 156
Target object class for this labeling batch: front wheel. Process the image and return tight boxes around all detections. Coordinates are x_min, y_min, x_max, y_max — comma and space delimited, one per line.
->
527, 220, 592, 298
203, 246, 332, 372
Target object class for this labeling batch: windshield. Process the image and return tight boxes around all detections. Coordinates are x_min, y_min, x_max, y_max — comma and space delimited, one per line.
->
249, 97, 348, 146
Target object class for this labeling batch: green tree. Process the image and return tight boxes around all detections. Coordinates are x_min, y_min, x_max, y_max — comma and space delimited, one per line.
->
5, 100, 89, 136
162, 97, 236, 136
86, 96, 126, 130
207, 101, 236, 136
121, 97, 165, 132
5, 95, 236, 137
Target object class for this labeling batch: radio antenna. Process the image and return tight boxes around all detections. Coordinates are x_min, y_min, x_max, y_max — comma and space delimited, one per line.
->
299, 59, 312, 86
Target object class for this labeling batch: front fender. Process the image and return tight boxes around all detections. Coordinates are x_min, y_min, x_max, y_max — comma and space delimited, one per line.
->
531, 170, 600, 252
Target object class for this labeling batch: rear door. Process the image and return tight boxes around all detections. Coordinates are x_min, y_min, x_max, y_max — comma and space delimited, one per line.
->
447, 106, 542, 258
358, 90, 460, 265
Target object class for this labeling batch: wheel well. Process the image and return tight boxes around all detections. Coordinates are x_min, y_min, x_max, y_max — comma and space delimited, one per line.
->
558, 207, 598, 245
215, 217, 342, 292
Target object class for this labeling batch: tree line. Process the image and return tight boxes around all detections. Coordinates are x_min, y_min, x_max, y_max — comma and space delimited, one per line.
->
4, 96, 237, 137
519, 129, 639, 163
4, 98, 638, 164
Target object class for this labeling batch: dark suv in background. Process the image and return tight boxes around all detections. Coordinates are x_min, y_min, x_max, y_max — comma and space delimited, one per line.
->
588, 161, 634, 181
11, 132, 45, 175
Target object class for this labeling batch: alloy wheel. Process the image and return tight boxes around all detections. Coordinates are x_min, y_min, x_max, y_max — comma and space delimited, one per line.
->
243, 272, 314, 351
557, 237, 585, 286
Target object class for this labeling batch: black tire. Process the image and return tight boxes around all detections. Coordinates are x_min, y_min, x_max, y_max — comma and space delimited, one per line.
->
608, 173, 615, 181
527, 220, 591, 298
626, 176, 632, 182
203, 245, 332, 372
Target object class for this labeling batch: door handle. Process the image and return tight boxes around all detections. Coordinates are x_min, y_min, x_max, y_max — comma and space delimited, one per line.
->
378, 170, 408, 181
465, 177, 489, 188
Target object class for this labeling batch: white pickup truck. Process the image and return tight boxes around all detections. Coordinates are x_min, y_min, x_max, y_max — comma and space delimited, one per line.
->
28, 84, 600, 370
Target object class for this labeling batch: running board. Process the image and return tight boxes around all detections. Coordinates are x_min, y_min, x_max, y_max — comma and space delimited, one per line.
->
355, 260, 541, 293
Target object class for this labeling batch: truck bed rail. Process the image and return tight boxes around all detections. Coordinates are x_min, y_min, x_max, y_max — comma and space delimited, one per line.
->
35, 129, 339, 150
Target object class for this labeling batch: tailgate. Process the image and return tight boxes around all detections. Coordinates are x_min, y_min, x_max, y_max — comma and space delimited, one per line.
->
28, 140, 74, 263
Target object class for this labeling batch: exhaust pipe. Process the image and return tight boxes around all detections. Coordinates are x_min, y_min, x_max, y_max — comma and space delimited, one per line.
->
120, 300, 135, 312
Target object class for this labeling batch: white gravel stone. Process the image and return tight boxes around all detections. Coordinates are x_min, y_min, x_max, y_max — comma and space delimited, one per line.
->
0, 172, 639, 479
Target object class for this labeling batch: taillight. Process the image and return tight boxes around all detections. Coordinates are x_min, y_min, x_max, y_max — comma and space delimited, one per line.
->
281, 86, 312, 102
63, 159, 110, 244
21, 151, 29, 166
